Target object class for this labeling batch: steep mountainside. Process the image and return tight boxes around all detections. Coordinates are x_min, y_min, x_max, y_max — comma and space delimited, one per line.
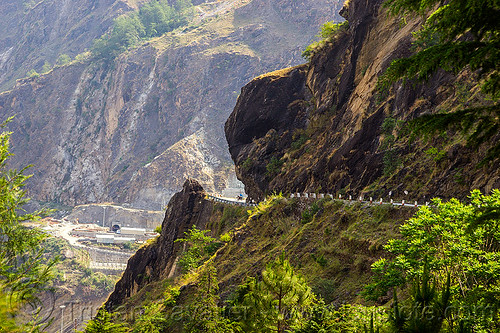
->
0, 0, 140, 92
105, 179, 414, 313
225, 0, 500, 202
102, 0, 499, 322
0, 0, 343, 209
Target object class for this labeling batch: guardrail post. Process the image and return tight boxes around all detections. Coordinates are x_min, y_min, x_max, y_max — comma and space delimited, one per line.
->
414, 201, 418, 207
349, 195, 352, 202
426, 202, 429, 206
369, 197, 373, 205
402, 200, 405, 207
379, 198, 383, 205
312, 193, 316, 199
390, 199, 393, 205
359, 196, 363, 202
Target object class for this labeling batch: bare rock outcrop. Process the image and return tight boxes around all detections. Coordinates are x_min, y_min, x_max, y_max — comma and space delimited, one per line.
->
105, 179, 213, 310
225, 0, 499, 201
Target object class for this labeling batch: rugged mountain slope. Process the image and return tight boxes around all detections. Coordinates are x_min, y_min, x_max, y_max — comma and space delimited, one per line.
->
0, 0, 141, 92
105, 179, 414, 312
103, 0, 499, 318
0, 0, 343, 209
225, 0, 500, 202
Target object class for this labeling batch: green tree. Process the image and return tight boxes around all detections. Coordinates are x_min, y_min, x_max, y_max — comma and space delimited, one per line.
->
175, 225, 222, 272
91, 0, 193, 61
365, 190, 500, 331
132, 303, 167, 333
184, 262, 240, 333
0, 118, 57, 330
26, 69, 39, 78
83, 308, 128, 333
302, 21, 349, 60
41, 61, 52, 74
378, 0, 500, 162
238, 255, 315, 333
55, 54, 71, 66
388, 265, 451, 333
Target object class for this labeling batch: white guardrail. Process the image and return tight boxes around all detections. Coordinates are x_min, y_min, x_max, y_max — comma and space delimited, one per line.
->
206, 195, 257, 207
207, 193, 429, 208
89, 262, 128, 270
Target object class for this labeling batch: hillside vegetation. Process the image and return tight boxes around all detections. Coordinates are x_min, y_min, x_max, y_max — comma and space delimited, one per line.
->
96, 189, 500, 332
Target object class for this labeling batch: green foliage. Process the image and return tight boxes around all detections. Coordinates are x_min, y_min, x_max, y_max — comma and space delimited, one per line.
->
301, 201, 320, 224
382, 149, 400, 176
123, 240, 134, 250
219, 232, 232, 243
154, 225, 162, 234
380, 0, 499, 96
91, 0, 193, 60
26, 69, 39, 78
175, 225, 222, 272
379, 0, 500, 162
74, 52, 91, 63
424, 146, 446, 162
55, 54, 71, 66
247, 192, 284, 219
388, 265, 451, 333
41, 61, 52, 74
380, 116, 401, 176
294, 301, 387, 333
311, 253, 327, 268
163, 285, 180, 307
240, 157, 253, 171
365, 190, 500, 331
80, 271, 116, 293
132, 303, 167, 333
0, 119, 57, 324
410, 105, 500, 164
0, 284, 20, 332
291, 134, 309, 150
184, 262, 240, 333
236, 255, 315, 333
302, 21, 349, 60
266, 156, 284, 178
83, 308, 128, 333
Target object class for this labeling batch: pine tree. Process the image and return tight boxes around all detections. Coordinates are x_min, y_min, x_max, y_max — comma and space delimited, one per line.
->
184, 261, 240, 333
83, 308, 128, 333
240, 255, 315, 333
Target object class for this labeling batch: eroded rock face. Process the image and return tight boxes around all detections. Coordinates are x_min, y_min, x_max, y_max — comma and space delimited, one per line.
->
0, 0, 135, 92
105, 179, 213, 310
225, 66, 312, 201
225, 0, 499, 201
0, 0, 344, 209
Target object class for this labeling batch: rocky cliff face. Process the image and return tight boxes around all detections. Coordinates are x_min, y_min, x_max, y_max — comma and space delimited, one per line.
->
0, 0, 343, 210
104, 179, 213, 310
225, 0, 500, 202
0, 0, 138, 92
